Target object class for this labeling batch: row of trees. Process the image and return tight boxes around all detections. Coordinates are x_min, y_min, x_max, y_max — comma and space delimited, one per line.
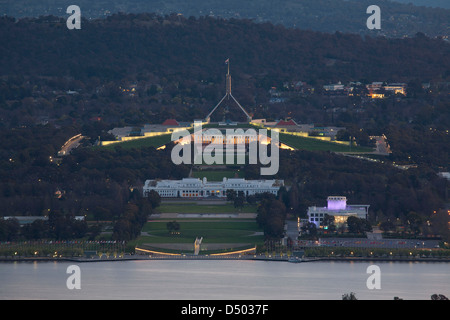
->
112, 189, 160, 241
343, 292, 449, 300
0, 191, 161, 242
301, 215, 372, 238
256, 193, 287, 239
0, 212, 91, 241
225, 189, 255, 209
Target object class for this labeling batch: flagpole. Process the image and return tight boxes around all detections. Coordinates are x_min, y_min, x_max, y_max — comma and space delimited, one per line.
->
225, 59, 231, 96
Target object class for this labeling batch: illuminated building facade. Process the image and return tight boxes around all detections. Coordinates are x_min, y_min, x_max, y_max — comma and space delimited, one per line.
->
143, 177, 284, 198
307, 196, 369, 227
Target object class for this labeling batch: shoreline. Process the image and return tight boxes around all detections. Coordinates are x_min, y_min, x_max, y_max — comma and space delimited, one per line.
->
1, 255, 449, 263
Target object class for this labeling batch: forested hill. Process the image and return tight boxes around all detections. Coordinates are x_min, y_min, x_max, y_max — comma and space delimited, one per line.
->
1, 0, 449, 38
0, 14, 449, 84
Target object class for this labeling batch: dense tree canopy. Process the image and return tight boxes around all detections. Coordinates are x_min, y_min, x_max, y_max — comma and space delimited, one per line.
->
0, 14, 448, 83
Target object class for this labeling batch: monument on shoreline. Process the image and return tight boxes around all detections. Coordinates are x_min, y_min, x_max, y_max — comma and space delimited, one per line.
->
194, 237, 203, 255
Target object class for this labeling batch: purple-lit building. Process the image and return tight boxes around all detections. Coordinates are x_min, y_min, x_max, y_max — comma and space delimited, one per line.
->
307, 196, 369, 228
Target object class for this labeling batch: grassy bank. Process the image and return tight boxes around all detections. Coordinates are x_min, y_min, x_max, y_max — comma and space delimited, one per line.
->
279, 133, 374, 153
140, 220, 262, 243
99, 134, 172, 150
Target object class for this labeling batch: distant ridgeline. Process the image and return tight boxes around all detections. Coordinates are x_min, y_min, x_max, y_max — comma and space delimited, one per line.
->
1, 0, 449, 37
391, 0, 450, 9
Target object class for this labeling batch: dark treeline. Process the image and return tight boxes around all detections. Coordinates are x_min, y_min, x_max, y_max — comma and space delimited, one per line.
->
0, 14, 448, 83
0, 190, 161, 242
0, 211, 90, 242
256, 193, 287, 240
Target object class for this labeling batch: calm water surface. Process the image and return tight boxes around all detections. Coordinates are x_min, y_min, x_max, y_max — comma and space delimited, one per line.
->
0, 260, 448, 300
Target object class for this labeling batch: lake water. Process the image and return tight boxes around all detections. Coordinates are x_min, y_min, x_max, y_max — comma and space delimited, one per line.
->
0, 260, 448, 300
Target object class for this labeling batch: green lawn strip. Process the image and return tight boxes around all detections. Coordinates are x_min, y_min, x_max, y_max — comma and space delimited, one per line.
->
143, 220, 260, 233
147, 229, 255, 243
156, 203, 257, 214
99, 133, 173, 150
278, 133, 374, 153
140, 220, 263, 244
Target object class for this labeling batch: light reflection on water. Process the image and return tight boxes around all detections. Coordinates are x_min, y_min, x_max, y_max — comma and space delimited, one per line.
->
0, 260, 448, 300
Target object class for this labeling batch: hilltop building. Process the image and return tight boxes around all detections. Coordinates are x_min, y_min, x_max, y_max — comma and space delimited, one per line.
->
252, 118, 345, 140
143, 177, 284, 199
366, 82, 407, 98
383, 83, 407, 95
307, 196, 370, 228
323, 82, 345, 91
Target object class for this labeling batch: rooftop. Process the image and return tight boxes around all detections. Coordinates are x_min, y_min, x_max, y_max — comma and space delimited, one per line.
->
161, 119, 179, 126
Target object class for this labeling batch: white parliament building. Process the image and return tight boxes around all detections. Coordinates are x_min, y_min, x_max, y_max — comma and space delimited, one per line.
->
307, 196, 369, 227
143, 177, 284, 199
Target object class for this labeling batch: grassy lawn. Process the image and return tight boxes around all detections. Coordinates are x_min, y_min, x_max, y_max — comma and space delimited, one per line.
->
100, 133, 173, 150
139, 220, 263, 245
96, 129, 374, 154
157, 203, 257, 214
279, 133, 374, 153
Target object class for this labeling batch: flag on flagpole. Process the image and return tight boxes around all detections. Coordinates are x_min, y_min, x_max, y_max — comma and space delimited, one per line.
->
225, 58, 229, 64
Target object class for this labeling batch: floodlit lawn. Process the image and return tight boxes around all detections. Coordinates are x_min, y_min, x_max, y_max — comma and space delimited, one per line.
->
279, 133, 374, 153
157, 203, 257, 214
100, 134, 173, 150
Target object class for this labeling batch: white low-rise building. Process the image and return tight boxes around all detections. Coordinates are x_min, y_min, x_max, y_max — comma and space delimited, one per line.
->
143, 177, 284, 198
307, 196, 369, 227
